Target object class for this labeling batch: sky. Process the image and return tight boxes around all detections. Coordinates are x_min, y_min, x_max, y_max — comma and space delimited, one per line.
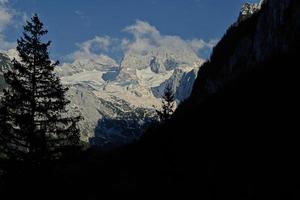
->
0, 0, 260, 62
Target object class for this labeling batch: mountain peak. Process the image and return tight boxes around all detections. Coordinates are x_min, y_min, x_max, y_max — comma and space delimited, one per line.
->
238, 0, 264, 23
50, 43, 203, 143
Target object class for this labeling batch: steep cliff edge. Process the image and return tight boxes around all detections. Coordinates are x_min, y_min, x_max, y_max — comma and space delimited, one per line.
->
137, 0, 300, 197
188, 0, 300, 103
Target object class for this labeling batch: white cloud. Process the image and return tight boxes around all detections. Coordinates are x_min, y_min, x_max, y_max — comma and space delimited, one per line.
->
121, 20, 159, 54
75, 10, 84, 16
123, 20, 160, 40
74, 10, 92, 27
68, 20, 217, 63
0, 0, 12, 31
68, 36, 120, 61
206, 39, 219, 48
0, 0, 9, 5
75, 10, 89, 20
79, 36, 112, 53
0, 0, 16, 51
121, 20, 216, 56
188, 38, 218, 53
188, 39, 207, 51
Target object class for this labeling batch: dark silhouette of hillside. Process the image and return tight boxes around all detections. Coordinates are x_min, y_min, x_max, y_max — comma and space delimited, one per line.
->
2, 51, 296, 200
1, 0, 299, 199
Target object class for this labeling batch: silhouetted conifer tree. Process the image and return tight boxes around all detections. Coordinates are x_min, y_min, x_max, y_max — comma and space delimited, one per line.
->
156, 84, 175, 122
0, 14, 81, 162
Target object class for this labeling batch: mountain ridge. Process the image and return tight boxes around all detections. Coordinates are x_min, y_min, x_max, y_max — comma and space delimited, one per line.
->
63, 44, 202, 144
0, 39, 203, 146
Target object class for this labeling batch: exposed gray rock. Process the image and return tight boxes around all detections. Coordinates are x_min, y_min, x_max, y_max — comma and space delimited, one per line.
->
0, 23, 204, 147
152, 67, 199, 103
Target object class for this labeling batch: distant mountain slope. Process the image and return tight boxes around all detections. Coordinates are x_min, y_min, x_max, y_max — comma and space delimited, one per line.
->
56, 41, 203, 145
0, 53, 11, 91
0, 35, 203, 147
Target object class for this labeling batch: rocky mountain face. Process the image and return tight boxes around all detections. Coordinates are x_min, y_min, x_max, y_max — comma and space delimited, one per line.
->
0, 36, 202, 147
237, 0, 264, 23
0, 49, 21, 91
56, 43, 202, 146
190, 0, 299, 102
0, 53, 11, 91
63, 49, 201, 146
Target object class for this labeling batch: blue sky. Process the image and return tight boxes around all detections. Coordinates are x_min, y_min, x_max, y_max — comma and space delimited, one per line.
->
0, 0, 259, 62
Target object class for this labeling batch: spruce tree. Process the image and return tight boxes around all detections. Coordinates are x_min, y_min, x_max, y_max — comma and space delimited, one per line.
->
156, 84, 175, 122
0, 14, 81, 162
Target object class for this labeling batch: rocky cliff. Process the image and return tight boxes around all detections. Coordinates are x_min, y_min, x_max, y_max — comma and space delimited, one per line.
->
190, 0, 300, 103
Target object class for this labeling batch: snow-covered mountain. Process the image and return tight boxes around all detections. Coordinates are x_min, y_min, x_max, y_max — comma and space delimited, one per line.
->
0, 39, 203, 147
57, 44, 203, 146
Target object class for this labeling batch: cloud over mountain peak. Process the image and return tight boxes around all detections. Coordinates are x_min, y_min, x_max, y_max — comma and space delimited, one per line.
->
67, 20, 216, 64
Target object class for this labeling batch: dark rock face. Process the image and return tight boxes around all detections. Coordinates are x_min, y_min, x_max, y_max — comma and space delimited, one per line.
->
138, 0, 300, 198
0, 76, 6, 91
164, 58, 179, 71
90, 98, 158, 149
190, 0, 300, 102
238, 2, 261, 23
152, 68, 198, 102
150, 57, 164, 73
0, 53, 11, 91
101, 70, 120, 81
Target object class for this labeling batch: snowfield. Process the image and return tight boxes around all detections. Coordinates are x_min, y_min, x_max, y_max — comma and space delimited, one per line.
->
1, 43, 204, 147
